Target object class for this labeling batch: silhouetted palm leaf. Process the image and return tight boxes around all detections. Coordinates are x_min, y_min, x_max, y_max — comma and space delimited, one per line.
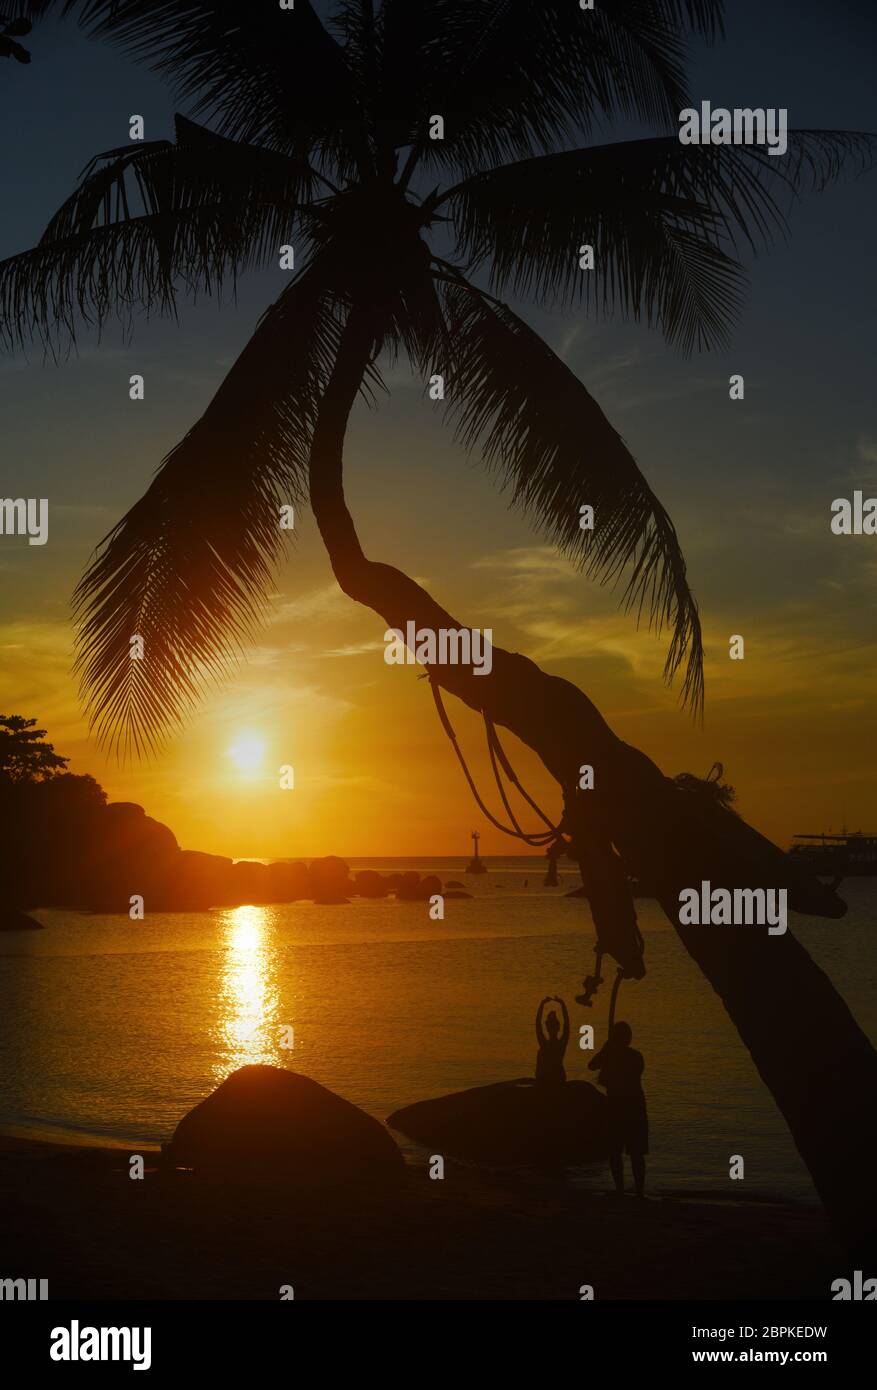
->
25, 0, 358, 156
0, 115, 317, 350
6, 0, 874, 746
444, 132, 876, 352
380, 0, 724, 178
72, 257, 348, 757
436, 271, 703, 709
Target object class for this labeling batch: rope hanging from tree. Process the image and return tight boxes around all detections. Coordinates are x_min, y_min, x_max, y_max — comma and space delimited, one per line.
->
427, 672, 636, 1027
427, 675, 565, 847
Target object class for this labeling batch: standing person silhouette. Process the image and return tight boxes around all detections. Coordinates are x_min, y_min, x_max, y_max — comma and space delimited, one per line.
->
535, 996, 570, 1086
589, 1021, 648, 1196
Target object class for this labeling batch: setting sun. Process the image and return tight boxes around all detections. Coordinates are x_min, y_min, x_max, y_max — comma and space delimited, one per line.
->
227, 731, 267, 775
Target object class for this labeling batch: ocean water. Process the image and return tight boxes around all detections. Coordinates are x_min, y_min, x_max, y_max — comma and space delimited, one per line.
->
1, 858, 874, 1203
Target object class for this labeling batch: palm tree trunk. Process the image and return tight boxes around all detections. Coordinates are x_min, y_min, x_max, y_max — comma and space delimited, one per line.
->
309, 303, 877, 1262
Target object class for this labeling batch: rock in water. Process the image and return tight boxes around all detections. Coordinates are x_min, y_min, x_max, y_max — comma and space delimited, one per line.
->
169, 1065, 404, 1183
0, 910, 43, 931
394, 871, 424, 900
228, 859, 272, 904
354, 869, 389, 898
387, 1079, 610, 1165
265, 860, 311, 902
308, 856, 354, 900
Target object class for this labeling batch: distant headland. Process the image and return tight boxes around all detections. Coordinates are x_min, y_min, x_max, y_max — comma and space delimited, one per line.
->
1, 716, 478, 924
7, 795, 476, 917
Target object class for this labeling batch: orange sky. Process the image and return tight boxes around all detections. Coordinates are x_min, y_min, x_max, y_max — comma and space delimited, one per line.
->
2, 14, 876, 861
3, 374, 876, 861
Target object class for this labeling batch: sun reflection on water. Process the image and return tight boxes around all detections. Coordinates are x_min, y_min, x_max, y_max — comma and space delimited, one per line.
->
214, 905, 280, 1077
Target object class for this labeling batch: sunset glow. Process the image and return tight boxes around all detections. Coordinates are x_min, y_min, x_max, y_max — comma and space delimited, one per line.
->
227, 731, 267, 776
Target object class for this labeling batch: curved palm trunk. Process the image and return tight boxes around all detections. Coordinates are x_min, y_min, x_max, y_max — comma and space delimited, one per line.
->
309, 303, 876, 1261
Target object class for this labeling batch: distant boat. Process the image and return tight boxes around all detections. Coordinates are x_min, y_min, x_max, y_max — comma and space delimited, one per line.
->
788, 831, 877, 877
465, 829, 487, 874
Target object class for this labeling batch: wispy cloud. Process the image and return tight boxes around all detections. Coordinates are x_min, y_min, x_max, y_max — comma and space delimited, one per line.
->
272, 582, 349, 623
472, 545, 578, 578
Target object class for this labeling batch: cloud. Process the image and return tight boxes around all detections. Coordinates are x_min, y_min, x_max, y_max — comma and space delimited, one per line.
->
472, 545, 578, 578
272, 582, 349, 622
320, 641, 383, 659
855, 437, 877, 468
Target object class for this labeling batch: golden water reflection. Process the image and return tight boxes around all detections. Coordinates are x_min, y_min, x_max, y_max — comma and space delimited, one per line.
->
214, 905, 280, 1078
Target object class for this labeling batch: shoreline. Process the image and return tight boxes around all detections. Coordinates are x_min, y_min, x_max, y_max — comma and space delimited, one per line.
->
0, 1125, 821, 1207
0, 1122, 161, 1152
0, 1132, 840, 1301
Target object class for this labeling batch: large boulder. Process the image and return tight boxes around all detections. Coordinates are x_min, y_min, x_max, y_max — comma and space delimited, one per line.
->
162, 850, 236, 909
308, 856, 353, 902
387, 1078, 610, 1165
419, 873, 442, 899
168, 1065, 404, 1184
395, 871, 422, 900
265, 860, 311, 901
396, 872, 443, 901
229, 859, 273, 904
155, 855, 310, 909
353, 869, 389, 898
103, 801, 179, 860
82, 802, 180, 910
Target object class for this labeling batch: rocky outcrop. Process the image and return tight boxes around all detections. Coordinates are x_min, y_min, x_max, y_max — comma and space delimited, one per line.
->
168, 1064, 405, 1183
8, 774, 464, 913
388, 1079, 610, 1165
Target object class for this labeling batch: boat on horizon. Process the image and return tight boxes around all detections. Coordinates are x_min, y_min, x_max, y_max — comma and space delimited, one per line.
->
787, 830, 877, 877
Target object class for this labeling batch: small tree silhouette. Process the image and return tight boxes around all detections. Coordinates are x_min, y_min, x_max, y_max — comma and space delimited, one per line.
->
0, 715, 68, 782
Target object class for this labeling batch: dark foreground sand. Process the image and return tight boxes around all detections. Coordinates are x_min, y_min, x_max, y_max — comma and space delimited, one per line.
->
0, 1135, 840, 1301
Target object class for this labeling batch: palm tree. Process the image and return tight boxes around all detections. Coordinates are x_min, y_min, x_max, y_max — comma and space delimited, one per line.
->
7, 0, 876, 1258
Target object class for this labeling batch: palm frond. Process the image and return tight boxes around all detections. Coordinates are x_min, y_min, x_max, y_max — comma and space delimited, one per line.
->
24, 0, 358, 161
72, 257, 348, 758
443, 131, 877, 353
379, 0, 722, 178
0, 116, 314, 352
657, 0, 724, 38
434, 271, 703, 712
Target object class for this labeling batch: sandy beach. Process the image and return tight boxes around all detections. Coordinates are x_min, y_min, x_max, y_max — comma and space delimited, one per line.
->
0, 1134, 841, 1301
